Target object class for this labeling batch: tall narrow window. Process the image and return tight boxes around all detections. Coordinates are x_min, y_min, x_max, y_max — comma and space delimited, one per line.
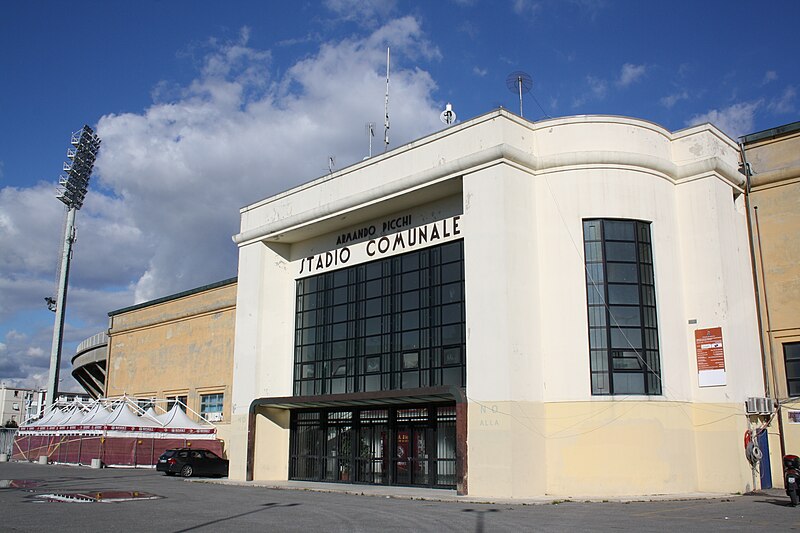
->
584, 219, 661, 395
785, 342, 800, 397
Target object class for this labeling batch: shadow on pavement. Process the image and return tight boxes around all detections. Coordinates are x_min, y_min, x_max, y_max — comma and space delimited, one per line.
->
172, 502, 301, 533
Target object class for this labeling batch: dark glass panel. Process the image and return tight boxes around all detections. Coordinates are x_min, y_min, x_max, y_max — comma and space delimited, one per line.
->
610, 327, 643, 349
441, 262, 461, 283
586, 263, 604, 284
441, 241, 462, 263
584, 241, 603, 262
441, 283, 461, 304
605, 241, 636, 261
402, 290, 420, 311
402, 331, 420, 350
583, 220, 601, 241
588, 306, 606, 327
402, 352, 420, 370
604, 220, 635, 240
333, 269, 348, 287
607, 263, 638, 283
786, 342, 800, 360
612, 353, 643, 370
613, 373, 645, 394
441, 303, 462, 325
589, 328, 607, 349
590, 350, 608, 371
365, 356, 381, 373
402, 271, 420, 291
443, 346, 461, 366
402, 310, 419, 330
608, 306, 640, 326
441, 324, 461, 345
442, 367, 462, 386
591, 372, 610, 394
607, 284, 640, 305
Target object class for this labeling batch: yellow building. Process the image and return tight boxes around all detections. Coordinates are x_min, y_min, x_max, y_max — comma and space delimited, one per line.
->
741, 121, 800, 485
105, 277, 237, 452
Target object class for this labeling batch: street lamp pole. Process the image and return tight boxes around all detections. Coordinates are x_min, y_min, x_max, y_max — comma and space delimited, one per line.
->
45, 125, 100, 406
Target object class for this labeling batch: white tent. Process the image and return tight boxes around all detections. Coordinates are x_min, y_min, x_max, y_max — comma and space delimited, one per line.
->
79, 402, 111, 426
30, 407, 68, 427
157, 404, 212, 430
142, 407, 163, 426
58, 406, 88, 426
105, 402, 160, 428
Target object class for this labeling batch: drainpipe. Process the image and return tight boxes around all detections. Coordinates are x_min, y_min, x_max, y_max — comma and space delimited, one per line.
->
739, 143, 772, 399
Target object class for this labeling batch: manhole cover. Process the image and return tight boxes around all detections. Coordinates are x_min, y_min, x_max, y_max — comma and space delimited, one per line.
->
0, 479, 41, 489
35, 491, 161, 503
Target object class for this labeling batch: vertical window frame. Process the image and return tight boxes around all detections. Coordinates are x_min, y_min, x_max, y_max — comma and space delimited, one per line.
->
584, 219, 661, 396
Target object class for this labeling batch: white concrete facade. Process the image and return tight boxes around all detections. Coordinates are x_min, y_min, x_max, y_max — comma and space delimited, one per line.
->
230, 110, 764, 498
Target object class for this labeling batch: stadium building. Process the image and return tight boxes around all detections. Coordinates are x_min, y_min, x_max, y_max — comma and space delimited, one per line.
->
213, 110, 766, 497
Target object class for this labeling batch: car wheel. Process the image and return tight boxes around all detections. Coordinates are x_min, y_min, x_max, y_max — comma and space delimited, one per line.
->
180, 465, 193, 478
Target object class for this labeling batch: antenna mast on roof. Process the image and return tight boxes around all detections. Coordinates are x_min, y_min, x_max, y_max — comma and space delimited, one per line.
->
366, 122, 375, 158
384, 47, 390, 152
506, 71, 533, 118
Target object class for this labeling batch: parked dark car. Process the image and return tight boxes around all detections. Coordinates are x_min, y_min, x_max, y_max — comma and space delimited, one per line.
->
156, 448, 228, 478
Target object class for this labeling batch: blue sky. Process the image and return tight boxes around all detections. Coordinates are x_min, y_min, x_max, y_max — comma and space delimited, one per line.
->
1, 0, 798, 392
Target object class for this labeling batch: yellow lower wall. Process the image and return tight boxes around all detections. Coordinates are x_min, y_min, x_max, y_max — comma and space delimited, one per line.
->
228, 413, 250, 480
468, 400, 752, 498
253, 408, 290, 481
232, 400, 753, 498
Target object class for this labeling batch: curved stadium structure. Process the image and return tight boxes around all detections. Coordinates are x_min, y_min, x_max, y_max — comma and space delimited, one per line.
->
71, 332, 107, 399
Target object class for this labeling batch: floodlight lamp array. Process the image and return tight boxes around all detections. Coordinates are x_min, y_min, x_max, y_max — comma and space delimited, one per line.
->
56, 125, 101, 209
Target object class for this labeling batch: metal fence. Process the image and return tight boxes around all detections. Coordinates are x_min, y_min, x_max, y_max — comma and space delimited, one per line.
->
1, 428, 18, 456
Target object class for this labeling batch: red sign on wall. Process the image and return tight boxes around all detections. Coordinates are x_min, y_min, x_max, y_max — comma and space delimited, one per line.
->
695, 327, 726, 387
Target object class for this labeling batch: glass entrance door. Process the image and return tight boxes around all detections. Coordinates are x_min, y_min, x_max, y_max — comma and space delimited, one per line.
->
289, 403, 457, 488
394, 408, 430, 486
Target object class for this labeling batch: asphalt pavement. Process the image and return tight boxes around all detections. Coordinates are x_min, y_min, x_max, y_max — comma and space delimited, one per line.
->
1, 461, 799, 532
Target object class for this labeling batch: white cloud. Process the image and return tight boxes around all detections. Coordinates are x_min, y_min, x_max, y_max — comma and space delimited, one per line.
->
512, 0, 542, 17
324, 0, 398, 27
768, 86, 796, 114
0, 17, 443, 390
616, 63, 646, 88
660, 90, 689, 109
573, 75, 607, 108
588, 76, 607, 98
686, 101, 762, 139
762, 70, 778, 85
473, 66, 488, 77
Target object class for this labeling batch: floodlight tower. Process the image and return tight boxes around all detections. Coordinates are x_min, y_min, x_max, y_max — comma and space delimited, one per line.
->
46, 125, 101, 406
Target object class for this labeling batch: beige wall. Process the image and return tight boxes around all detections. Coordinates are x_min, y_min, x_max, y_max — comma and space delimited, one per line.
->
745, 125, 800, 483
106, 280, 236, 453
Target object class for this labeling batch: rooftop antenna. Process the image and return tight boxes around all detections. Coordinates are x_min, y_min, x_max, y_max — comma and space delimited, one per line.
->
506, 71, 533, 117
384, 47, 390, 152
328, 156, 335, 175
440, 102, 457, 125
366, 122, 375, 158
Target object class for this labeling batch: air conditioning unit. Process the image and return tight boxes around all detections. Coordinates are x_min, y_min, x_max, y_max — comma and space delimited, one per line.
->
745, 397, 775, 415
205, 412, 223, 422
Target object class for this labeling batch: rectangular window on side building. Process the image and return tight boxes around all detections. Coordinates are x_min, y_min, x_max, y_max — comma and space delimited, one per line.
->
784, 342, 800, 397
200, 393, 224, 419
